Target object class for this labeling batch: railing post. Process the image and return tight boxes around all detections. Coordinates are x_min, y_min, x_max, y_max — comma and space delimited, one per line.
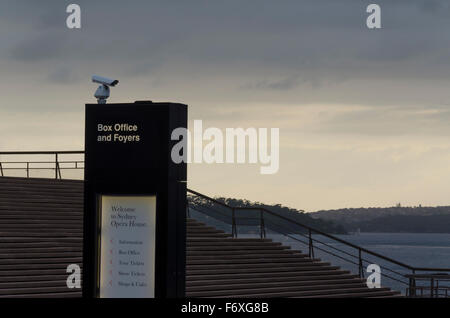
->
308, 229, 314, 258
358, 249, 364, 278
260, 210, 266, 239
430, 277, 435, 298
55, 153, 58, 179
55, 153, 62, 179
409, 269, 416, 297
231, 207, 237, 238
26, 162, 29, 178
0, 162, 4, 176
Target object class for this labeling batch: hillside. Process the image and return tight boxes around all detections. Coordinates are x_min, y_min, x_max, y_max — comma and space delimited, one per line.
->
311, 206, 450, 233
188, 195, 347, 234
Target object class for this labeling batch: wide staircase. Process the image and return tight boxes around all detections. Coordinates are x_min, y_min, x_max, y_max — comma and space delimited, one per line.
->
0, 177, 83, 298
186, 219, 400, 298
0, 176, 401, 298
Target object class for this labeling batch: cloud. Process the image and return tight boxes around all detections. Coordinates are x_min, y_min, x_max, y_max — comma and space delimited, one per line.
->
418, 0, 450, 16
47, 67, 80, 84
241, 76, 301, 91
9, 33, 68, 62
310, 104, 450, 136
2, 1, 450, 109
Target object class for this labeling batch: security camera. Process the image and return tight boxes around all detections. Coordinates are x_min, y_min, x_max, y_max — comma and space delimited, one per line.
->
91, 75, 119, 104
92, 75, 119, 87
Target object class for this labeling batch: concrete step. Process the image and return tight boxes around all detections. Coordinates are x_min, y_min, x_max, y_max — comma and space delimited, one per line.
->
186, 265, 339, 275
187, 241, 284, 247
187, 253, 308, 261
0, 291, 82, 298
0, 275, 72, 283
187, 249, 300, 256
187, 257, 316, 265
187, 237, 272, 243
0, 187, 83, 195
0, 192, 82, 199
0, 223, 83, 229
0, 207, 82, 213
298, 289, 402, 298
187, 258, 322, 266
0, 269, 81, 277
0, 252, 82, 259
0, 280, 82, 289
0, 200, 83, 207
0, 262, 82, 270
206, 287, 395, 298
0, 231, 83, 238
186, 269, 352, 281
0, 177, 83, 187
0, 247, 82, 254
186, 278, 365, 292
186, 226, 222, 231
186, 274, 361, 287
187, 282, 370, 297
187, 232, 231, 238
0, 286, 81, 296
0, 240, 81, 247
187, 246, 290, 252
371, 293, 404, 298
187, 260, 331, 270
186, 220, 206, 225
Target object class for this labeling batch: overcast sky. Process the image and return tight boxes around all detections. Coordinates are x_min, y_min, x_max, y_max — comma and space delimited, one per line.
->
1, 0, 450, 211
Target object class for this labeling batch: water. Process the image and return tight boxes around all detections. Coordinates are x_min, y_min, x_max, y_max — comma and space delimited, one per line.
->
329, 233, 450, 270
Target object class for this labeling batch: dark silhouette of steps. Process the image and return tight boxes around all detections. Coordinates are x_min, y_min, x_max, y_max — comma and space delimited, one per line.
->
186, 218, 401, 298
0, 177, 83, 298
0, 177, 401, 298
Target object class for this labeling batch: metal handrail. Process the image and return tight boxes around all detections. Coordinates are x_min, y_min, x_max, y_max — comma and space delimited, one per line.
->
0, 151, 84, 179
187, 188, 445, 273
0, 161, 83, 164
186, 188, 450, 297
255, 211, 410, 282
0, 151, 84, 155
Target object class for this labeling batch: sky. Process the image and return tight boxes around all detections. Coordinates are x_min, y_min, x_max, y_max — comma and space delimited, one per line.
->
0, 0, 450, 211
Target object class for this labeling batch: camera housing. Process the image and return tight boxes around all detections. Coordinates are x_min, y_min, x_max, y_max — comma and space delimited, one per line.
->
92, 75, 119, 104
92, 75, 119, 87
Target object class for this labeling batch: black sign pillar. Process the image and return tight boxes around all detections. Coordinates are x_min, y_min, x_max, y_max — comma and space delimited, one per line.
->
83, 101, 187, 298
